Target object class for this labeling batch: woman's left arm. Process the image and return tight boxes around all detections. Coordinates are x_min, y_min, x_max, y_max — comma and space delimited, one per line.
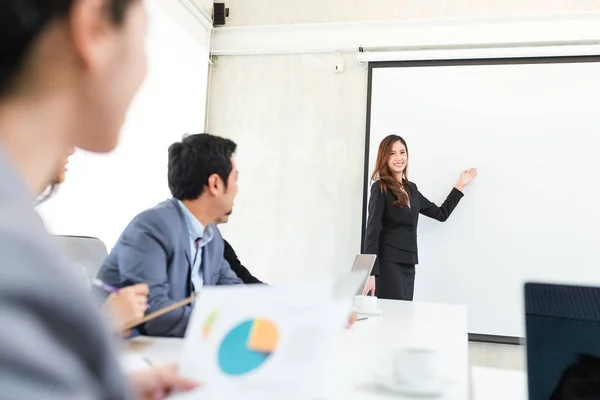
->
419, 168, 477, 221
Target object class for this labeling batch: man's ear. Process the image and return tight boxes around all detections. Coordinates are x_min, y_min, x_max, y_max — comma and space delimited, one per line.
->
207, 174, 220, 195
69, 0, 115, 70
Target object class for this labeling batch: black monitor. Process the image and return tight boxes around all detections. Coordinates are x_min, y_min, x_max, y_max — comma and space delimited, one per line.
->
525, 282, 600, 400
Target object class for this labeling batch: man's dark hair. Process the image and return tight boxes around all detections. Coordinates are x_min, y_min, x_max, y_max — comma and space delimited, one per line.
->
1, 0, 136, 94
168, 133, 237, 201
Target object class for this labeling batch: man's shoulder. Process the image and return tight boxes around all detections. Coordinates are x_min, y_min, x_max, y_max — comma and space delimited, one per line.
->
0, 228, 129, 399
125, 199, 181, 233
135, 198, 179, 221
109, 199, 183, 253
0, 184, 83, 301
0, 225, 110, 343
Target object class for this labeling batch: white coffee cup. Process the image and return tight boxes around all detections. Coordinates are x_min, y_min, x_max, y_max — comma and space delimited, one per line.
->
392, 347, 439, 385
354, 295, 378, 313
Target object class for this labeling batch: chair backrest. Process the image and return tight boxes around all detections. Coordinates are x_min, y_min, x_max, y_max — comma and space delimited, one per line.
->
55, 235, 108, 284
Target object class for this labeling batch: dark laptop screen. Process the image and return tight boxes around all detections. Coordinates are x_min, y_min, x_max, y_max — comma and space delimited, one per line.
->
525, 283, 600, 400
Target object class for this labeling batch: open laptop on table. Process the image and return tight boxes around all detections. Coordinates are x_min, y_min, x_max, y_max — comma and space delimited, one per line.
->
347, 255, 376, 321
350, 254, 376, 296
525, 282, 600, 400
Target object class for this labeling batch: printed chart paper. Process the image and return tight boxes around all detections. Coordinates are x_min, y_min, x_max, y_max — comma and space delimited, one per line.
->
178, 281, 356, 398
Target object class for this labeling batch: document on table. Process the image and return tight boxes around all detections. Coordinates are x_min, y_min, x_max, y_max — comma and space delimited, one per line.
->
176, 272, 365, 399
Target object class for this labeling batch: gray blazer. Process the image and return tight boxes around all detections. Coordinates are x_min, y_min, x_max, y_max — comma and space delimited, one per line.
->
0, 148, 130, 399
97, 198, 242, 337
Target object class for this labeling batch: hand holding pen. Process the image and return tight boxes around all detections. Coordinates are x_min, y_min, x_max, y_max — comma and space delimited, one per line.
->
94, 279, 149, 334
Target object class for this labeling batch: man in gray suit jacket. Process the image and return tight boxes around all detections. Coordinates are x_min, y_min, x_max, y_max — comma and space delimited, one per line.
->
97, 134, 243, 337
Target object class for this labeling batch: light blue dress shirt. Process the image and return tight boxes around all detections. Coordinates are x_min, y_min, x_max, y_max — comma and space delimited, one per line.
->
177, 200, 214, 293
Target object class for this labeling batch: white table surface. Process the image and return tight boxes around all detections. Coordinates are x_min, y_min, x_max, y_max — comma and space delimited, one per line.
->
471, 367, 527, 400
122, 299, 468, 399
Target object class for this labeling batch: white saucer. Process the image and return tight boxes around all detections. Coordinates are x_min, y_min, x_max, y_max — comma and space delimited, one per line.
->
374, 374, 449, 398
352, 307, 383, 316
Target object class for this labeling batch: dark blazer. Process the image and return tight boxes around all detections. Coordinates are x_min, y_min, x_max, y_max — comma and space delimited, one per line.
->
223, 239, 264, 284
364, 180, 464, 274
96, 199, 242, 337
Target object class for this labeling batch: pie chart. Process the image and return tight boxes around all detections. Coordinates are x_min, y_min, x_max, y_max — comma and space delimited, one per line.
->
218, 318, 279, 376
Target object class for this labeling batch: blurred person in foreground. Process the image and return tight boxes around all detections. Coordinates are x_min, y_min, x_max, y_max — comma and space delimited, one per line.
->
0, 0, 197, 398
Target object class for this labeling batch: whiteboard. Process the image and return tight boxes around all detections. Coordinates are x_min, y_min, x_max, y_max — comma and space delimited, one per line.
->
365, 58, 600, 338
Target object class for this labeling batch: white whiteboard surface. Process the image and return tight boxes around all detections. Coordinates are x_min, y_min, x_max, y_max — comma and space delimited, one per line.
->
366, 59, 600, 337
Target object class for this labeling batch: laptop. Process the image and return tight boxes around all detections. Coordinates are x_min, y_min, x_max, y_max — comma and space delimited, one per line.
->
350, 254, 377, 296
525, 282, 600, 400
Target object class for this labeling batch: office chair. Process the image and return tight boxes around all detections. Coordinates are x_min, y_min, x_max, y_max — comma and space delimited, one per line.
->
54, 235, 108, 285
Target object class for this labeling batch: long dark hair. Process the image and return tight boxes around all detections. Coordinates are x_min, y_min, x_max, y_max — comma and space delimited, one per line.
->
371, 135, 410, 207
0, 0, 136, 94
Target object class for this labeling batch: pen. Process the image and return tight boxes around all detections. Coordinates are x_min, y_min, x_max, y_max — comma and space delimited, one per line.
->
92, 279, 120, 294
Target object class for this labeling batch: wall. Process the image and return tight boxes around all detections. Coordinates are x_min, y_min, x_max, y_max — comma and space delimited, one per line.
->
207, 2, 600, 285
37, 0, 212, 249
222, 0, 600, 26
209, 55, 367, 284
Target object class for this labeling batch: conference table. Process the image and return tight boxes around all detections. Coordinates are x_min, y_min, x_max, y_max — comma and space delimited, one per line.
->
471, 367, 527, 400
121, 299, 469, 399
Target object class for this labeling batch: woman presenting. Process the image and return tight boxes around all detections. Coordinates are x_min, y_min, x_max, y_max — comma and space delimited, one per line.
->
363, 135, 477, 301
